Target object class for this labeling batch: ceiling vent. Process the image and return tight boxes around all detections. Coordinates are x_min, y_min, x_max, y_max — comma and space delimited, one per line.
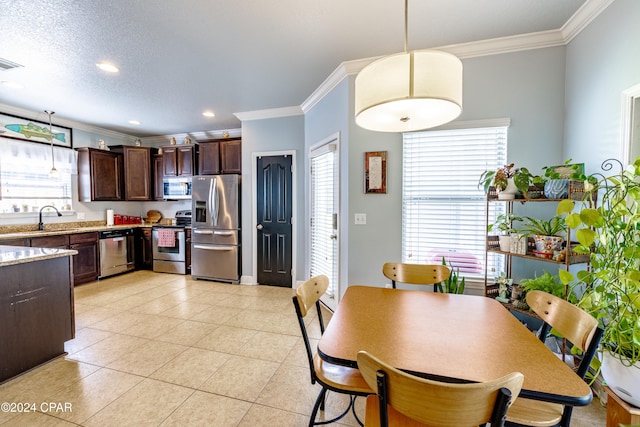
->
0, 58, 23, 71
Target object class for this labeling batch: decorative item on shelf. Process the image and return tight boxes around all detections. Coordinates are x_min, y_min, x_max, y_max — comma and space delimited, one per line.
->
354, 0, 462, 132
557, 158, 640, 407
170, 137, 176, 145
134, 138, 141, 146
488, 213, 522, 252
494, 272, 512, 303
541, 159, 597, 199
98, 139, 109, 150
509, 233, 527, 255
521, 216, 567, 257
544, 178, 570, 199
478, 164, 532, 199
183, 136, 192, 144
222, 131, 230, 138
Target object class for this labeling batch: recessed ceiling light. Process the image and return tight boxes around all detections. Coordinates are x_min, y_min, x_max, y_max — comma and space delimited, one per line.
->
96, 62, 119, 73
1, 81, 23, 89
128, 120, 141, 125
202, 111, 215, 117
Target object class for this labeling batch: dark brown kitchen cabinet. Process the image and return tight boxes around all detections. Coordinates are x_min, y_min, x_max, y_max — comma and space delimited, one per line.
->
77, 147, 124, 201
135, 227, 153, 270
163, 145, 196, 177
0, 238, 29, 247
110, 146, 155, 201
198, 138, 241, 175
153, 154, 164, 200
30, 234, 70, 249
70, 232, 99, 285
0, 255, 74, 383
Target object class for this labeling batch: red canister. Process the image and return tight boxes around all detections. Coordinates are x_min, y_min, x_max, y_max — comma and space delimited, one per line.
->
114, 214, 122, 225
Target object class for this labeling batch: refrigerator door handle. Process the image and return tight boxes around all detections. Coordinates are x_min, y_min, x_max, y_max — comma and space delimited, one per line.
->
193, 229, 214, 235
193, 244, 235, 251
214, 231, 235, 236
211, 177, 220, 227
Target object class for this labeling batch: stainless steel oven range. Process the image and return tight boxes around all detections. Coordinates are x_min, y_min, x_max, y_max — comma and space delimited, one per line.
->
152, 226, 186, 274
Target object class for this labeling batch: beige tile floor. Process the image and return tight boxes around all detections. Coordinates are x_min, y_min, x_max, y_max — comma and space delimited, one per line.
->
0, 271, 607, 426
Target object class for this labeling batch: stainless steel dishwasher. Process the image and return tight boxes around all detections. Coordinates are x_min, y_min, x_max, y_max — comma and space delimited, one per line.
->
99, 228, 135, 278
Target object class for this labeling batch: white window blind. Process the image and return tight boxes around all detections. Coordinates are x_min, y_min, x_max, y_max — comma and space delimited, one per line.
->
0, 137, 75, 213
402, 124, 508, 281
310, 147, 337, 297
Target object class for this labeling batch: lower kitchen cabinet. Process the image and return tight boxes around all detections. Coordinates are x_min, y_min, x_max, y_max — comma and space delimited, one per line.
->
70, 232, 99, 285
0, 255, 74, 383
30, 235, 70, 249
136, 227, 153, 270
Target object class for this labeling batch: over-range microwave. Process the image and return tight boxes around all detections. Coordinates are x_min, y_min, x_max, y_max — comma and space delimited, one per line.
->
163, 177, 192, 200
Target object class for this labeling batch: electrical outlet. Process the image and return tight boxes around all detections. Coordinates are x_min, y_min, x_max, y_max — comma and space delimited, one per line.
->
354, 213, 367, 225
77, 212, 85, 219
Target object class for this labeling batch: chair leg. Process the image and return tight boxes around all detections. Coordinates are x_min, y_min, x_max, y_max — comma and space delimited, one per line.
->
351, 395, 364, 426
309, 388, 359, 426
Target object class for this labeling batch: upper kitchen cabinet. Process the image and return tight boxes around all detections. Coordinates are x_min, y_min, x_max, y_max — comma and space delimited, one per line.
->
110, 145, 156, 201
77, 147, 124, 201
163, 145, 197, 177
153, 154, 164, 200
199, 138, 242, 175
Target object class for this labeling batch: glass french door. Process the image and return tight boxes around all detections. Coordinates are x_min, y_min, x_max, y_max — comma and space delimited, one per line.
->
310, 139, 339, 310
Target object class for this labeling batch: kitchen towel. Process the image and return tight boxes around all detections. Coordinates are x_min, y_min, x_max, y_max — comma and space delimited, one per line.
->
157, 228, 176, 247
106, 209, 114, 226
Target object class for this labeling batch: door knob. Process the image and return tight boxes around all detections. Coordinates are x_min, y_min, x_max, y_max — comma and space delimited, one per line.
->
330, 234, 337, 239
256, 224, 263, 230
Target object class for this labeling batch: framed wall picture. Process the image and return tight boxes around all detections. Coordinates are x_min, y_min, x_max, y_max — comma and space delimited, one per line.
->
364, 151, 387, 193
0, 112, 73, 148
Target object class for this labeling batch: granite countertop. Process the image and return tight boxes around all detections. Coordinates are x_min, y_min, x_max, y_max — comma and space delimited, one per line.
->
0, 245, 78, 267
0, 223, 153, 240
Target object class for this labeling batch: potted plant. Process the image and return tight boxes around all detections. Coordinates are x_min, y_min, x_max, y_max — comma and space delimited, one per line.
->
541, 158, 597, 199
520, 216, 567, 258
436, 257, 465, 294
479, 164, 531, 199
488, 213, 523, 251
557, 158, 640, 407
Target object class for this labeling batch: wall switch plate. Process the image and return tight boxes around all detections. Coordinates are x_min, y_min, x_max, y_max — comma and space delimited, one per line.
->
77, 212, 85, 219
354, 213, 366, 225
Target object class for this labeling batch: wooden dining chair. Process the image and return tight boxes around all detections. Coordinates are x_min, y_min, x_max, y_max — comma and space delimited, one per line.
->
357, 350, 524, 427
505, 290, 604, 427
292, 275, 373, 426
382, 262, 450, 291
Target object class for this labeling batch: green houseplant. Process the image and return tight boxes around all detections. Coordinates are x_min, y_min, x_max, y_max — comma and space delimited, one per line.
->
520, 215, 567, 258
557, 158, 640, 407
489, 213, 523, 252
479, 164, 533, 198
436, 257, 465, 294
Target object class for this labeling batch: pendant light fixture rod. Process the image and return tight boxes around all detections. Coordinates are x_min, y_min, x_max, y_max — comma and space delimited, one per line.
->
404, 0, 408, 53
45, 110, 58, 178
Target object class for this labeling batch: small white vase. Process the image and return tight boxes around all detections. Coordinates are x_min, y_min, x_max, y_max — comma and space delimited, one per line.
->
601, 350, 640, 407
498, 235, 511, 252
497, 178, 518, 200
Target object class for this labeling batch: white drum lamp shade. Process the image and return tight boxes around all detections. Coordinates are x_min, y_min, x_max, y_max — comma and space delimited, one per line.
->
355, 50, 462, 132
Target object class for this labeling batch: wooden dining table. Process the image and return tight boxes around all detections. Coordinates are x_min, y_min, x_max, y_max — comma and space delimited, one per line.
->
317, 285, 593, 406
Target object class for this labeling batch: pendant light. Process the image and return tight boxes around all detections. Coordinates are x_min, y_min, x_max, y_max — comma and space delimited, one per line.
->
355, 0, 462, 132
44, 110, 59, 179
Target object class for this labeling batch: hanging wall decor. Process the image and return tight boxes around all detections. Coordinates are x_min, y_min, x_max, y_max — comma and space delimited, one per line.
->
0, 111, 73, 148
364, 151, 387, 194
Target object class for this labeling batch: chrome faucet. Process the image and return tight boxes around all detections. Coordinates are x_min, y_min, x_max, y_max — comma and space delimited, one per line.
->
38, 205, 62, 230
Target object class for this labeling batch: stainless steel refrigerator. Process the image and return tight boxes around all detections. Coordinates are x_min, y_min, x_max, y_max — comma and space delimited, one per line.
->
191, 175, 241, 283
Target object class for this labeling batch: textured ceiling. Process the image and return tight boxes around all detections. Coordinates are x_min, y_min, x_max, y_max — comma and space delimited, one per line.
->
0, 0, 588, 137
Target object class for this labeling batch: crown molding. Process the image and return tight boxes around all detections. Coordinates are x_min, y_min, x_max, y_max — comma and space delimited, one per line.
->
0, 102, 136, 141
234, 106, 302, 122
140, 128, 242, 145
561, 0, 615, 43
300, 0, 611, 114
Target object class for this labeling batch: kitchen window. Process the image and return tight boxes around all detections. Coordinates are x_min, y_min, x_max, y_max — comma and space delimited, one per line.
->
402, 119, 510, 283
0, 137, 75, 214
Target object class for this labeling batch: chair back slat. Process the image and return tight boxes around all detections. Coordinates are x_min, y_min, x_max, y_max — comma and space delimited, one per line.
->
358, 351, 523, 427
382, 263, 450, 289
295, 275, 329, 318
526, 290, 598, 352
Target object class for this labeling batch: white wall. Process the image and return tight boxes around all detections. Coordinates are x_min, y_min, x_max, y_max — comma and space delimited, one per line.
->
564, 0, 640, 170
